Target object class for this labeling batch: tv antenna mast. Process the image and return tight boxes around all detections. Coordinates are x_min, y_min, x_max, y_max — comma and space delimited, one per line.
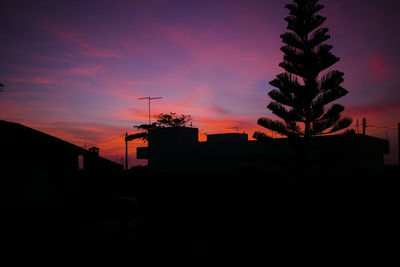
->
138, 96, 162, 125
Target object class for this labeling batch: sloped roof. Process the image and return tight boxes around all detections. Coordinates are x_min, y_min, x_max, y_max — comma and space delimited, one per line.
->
1, 120, 87, 154
0, 120, 123, 168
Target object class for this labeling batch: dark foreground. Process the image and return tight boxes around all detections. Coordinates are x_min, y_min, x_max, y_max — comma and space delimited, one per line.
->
2, 166, 400, 266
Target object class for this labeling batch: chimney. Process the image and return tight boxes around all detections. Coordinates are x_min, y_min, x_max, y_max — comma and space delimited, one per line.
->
89, 146, 99, 156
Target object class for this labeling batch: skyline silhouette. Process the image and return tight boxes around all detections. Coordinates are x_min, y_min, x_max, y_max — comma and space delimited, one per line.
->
1, 0, 399, 165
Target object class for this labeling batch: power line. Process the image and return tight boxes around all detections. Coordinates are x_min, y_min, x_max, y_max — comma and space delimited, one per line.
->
366, 125, 397, 130
351, 118, 398, 134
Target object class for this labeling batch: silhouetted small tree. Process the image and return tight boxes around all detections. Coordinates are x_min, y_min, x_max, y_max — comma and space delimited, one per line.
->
153, 112, 193, 128
255, 0, 352, 141
128, 112, 193, 141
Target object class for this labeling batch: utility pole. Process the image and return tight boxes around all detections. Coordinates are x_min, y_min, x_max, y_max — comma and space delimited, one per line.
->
398, 122, 400, 165
362, 118, 366, 135
0, 83, 4, 94
356, 119, 359, 134
138, 96, 162, 125
125, 132, 128, 171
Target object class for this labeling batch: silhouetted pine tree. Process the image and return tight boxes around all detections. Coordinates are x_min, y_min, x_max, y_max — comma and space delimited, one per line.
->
255, 0, 352, 141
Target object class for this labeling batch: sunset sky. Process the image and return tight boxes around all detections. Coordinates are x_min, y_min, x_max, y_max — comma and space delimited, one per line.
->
1, 0, 400, 166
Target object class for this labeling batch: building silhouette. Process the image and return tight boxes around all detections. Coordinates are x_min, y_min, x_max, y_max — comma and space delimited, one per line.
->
0, 120, 123, 176
137, 127, 389, 174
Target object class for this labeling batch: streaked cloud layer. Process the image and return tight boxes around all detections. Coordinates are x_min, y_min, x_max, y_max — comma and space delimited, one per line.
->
1, 0, 399, 165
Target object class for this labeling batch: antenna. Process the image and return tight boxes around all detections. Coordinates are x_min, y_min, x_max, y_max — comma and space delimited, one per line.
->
138, 96, 163, 125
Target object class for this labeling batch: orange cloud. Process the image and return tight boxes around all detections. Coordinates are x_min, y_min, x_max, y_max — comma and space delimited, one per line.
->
172, 96, 198, 108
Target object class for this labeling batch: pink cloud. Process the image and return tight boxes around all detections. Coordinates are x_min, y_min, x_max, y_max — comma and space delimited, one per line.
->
171, 96, 198, 108
46, 25, 121, 58
119, 15, 279, 84
7, 64, 113, 97
13, 65, 103, 76
95, 78, 150, 102
6, 76, 56, 85
64, 65, 103, 76
33, 54, 71, 63
113, 107, 149, 124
